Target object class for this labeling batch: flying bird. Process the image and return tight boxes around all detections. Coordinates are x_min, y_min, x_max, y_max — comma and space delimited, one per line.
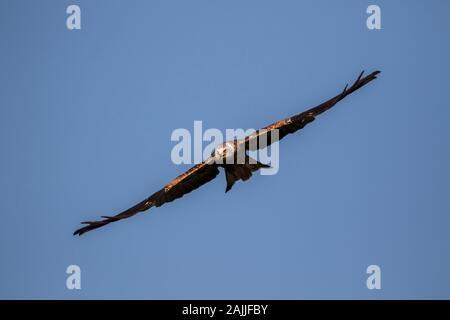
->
74, 70, 380, 236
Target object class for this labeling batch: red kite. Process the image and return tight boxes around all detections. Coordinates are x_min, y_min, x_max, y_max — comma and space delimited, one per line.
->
74, 70, 380, 235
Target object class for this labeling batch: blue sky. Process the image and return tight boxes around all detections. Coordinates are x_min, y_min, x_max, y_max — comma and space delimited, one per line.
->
1, 0, 449, 299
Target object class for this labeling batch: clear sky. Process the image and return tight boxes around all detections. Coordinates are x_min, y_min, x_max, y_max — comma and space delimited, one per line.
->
1, 0, 449, 299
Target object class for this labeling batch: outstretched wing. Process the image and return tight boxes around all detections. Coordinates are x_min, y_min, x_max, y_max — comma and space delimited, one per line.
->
74, 159, 220, 236
243, 70, 380, 150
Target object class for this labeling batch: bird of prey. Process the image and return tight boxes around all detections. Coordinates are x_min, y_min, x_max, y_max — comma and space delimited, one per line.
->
74, 70, 380, 236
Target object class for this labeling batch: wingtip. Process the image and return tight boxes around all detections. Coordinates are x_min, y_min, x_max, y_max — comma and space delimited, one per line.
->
358, 70, 365, 79
73, 225, 93, 236
357, 70, 381, 86
73, 223, 95, 236
341, 84, 349, 95
371, 70, 381, 77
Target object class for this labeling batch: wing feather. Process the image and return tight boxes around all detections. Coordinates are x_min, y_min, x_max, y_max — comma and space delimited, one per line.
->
243, 71, 380, 150
73, 160, 220, 235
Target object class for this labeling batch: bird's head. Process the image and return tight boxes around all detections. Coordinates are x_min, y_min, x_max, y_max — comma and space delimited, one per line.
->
212, 141, 236, 160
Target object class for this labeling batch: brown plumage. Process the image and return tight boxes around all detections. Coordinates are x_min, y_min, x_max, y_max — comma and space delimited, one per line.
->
74, 70, 380, 236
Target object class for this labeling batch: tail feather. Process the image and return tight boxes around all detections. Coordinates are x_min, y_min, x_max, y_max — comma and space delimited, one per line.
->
224, 156, 270, 192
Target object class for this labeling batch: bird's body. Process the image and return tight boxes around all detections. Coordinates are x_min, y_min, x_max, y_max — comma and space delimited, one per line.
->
74, 70, 380, 236
213, 141, 239, 163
